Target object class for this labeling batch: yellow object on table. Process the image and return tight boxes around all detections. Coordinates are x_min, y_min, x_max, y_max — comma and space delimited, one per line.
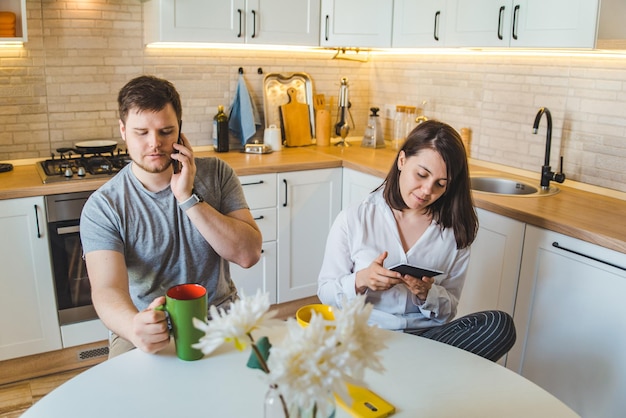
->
296, 304, 335, 327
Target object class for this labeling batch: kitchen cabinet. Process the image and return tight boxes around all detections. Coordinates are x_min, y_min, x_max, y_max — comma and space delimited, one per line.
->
507, 225, 626, 417
445, 0, 599, 48
278, 168, 342, 302
596, 0, 626, 49
230, 174, 278, 303
232, 169, 341, 304
392, 0, 446, 48
320, 0, 393, 48
341, 168, 382, 209
456, 208, 524, 319
0, 197, 62, 361
144, 0, 320, 46
0, 0, 27, 42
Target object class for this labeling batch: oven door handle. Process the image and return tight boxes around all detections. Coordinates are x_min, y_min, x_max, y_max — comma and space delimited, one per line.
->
57, 225, 80, 235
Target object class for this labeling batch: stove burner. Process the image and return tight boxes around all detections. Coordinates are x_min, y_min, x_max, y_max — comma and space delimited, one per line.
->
36, 148, 132, 183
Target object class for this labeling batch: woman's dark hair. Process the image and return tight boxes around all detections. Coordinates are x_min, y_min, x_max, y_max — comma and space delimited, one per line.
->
381, 120, 478, 249
117, 75, 182, 124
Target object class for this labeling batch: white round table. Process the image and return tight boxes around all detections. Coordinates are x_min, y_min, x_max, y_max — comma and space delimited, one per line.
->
22, 327, 578, 417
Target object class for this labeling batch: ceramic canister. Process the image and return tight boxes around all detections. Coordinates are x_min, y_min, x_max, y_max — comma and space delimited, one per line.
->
264, 124, 282, 151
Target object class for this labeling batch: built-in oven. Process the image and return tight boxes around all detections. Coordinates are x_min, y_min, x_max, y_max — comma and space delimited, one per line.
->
45, 191, 97, 326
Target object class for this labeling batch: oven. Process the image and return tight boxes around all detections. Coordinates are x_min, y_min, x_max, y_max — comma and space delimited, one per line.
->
45, 191, 96, 325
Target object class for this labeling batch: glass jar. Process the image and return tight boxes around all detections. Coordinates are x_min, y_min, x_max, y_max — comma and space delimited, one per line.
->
264, 386, 336, 418
392, 105, 406, 149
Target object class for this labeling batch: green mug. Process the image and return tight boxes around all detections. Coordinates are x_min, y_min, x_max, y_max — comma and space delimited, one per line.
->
158, 283, 207, 361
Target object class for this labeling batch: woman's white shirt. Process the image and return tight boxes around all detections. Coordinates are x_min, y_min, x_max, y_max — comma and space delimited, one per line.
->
317, 188, 470, 331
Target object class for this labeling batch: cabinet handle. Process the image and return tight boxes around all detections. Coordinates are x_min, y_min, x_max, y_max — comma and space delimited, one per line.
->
237, 9, 243, 38
251, 10, 257, 38
552, 242, 626, 272
34, 204, 42, 238
253, 215, 265, 221
241, 180, 264, 187
512, 5, 520, 40
282, 179, 288, 207
434, 11, 440, 41
497, 6, 505, 40
325, 15, 329, 41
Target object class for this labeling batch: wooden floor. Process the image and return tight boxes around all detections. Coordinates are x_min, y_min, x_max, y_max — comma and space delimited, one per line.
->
0, 368, 87, 417
0, 295, 318, 416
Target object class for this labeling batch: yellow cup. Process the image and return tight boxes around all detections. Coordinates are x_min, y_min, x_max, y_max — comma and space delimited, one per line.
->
296, 304, 335, 327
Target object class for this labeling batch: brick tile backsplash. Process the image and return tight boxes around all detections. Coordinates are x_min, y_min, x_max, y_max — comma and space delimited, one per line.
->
1, 0, 625, 193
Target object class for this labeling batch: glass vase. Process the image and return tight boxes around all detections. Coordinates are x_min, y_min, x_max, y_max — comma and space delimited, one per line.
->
264, 386, 336, 418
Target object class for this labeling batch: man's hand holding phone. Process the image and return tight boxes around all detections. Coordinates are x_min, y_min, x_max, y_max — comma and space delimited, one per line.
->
170, 121, 198, 202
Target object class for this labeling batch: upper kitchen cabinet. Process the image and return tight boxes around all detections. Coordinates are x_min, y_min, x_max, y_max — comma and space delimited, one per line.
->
143, 0, 320, 46
320, 0, 392, 48
0, 0, 27, 42
445, 0, 599, 48
596, 0, 626, 49
392, 0, 446, 47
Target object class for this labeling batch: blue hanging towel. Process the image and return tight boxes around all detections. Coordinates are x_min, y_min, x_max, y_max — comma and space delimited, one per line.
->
229, 74, 260, 145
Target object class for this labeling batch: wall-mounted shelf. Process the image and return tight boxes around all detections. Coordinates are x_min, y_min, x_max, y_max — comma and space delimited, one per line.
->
0, 0, 27, 43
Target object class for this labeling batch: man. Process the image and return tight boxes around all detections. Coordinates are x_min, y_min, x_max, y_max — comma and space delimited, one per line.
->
80, 75, 262, 357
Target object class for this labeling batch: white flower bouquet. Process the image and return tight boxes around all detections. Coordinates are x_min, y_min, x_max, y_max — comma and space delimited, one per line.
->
193, 291, 387, 417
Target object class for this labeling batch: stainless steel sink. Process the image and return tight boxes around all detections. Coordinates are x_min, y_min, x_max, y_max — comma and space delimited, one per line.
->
470, 176, 559, 197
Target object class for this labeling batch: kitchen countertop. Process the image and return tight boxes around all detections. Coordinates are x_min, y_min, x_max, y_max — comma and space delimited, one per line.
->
1, 141, 625, 254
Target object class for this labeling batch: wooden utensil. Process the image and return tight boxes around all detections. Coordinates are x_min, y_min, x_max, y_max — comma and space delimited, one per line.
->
314, 94, 326, 111
315, 108, 331, 146
280, 87, 312, 147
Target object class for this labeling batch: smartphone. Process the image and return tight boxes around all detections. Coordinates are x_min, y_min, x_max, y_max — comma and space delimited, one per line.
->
335, 384, 395, 418
172, 120, 182, 174
389, 263, 443, 278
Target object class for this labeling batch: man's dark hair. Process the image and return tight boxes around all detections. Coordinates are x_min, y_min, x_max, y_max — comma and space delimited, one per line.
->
118, 75, 182, 124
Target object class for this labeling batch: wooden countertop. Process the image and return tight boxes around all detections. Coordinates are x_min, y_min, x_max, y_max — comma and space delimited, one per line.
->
1, 142, 625, 254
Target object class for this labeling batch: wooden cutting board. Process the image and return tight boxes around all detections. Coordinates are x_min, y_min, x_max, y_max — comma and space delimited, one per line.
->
280, 87, 312, 147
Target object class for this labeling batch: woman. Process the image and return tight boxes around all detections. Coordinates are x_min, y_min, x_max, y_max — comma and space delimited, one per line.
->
318, 120, 515, 362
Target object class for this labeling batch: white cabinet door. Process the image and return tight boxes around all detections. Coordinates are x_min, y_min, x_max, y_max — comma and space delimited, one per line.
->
277, 168, 342, 302
392, 0, 446, 47
509, 0, 599, 48
247, 0, 320, 46
144, 0, 319, 45
445, 0, 599, 48
320, 0, 393, 48
144, 0, 246, 44
508, 225, 626, 417
456, 208, 525, 319
341, 168, 382, 209
0, 197, 62, 360
445, 0, 512, 47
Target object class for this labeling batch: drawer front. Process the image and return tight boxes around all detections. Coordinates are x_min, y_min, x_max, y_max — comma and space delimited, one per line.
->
239, 174, 277, 210
251, 207, 277, 242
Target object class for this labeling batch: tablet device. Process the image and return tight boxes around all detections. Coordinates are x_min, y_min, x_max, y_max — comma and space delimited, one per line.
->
389, 263, 443, 278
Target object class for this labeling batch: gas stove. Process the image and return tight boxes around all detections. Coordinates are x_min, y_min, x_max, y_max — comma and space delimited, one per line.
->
36, 149, 132, 184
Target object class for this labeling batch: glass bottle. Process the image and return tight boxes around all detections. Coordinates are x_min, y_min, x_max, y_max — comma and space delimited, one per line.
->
213, 105, 229, 153
392, 105, 406, 149
264, 385, 288, 418
404, 106, 417, 139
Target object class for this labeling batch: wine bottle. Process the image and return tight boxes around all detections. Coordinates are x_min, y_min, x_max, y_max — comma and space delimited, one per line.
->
213, 105, 229, 153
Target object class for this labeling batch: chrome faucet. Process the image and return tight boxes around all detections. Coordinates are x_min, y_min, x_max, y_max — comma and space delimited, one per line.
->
532, 107, 565, 190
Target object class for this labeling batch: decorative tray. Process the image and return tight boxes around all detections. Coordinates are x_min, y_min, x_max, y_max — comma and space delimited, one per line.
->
262, 72, 315, 138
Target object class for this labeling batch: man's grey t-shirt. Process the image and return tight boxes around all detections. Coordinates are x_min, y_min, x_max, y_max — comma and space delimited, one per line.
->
80, 157, 248, 312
